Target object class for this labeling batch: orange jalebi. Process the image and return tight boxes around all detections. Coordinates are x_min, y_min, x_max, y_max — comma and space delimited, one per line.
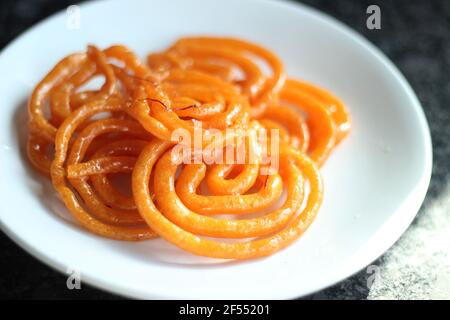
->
26, 36, 350, 259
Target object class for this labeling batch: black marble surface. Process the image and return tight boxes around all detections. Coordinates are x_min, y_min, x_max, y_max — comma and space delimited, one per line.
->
0, 0, 449, 300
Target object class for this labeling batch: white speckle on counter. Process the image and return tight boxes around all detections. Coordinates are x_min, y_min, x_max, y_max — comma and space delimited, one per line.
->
368, 184, 450, 300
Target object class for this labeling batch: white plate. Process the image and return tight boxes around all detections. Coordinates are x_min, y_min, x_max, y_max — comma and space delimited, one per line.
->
0, 0, 432, 299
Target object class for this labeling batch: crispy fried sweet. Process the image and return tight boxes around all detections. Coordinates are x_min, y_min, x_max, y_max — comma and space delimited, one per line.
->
27, 37, 350, 259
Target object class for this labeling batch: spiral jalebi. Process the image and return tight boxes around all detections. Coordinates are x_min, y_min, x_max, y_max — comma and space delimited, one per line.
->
27, 37, 350, 259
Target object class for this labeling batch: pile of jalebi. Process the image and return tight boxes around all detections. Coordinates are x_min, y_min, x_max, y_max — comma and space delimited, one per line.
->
27, 37, 350, 259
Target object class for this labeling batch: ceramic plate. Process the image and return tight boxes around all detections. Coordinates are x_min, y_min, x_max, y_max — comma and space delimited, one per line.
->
0, 0, 432, 299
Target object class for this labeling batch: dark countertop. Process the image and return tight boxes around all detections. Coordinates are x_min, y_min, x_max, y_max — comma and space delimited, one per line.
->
0, 0, 449, 300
